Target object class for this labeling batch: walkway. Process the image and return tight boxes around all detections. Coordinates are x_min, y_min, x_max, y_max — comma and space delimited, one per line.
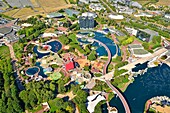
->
0, 39, 25, 91
100, 0, 115, 13
2, 40, 17, 60
91, 39, 131, 113
119, 47, 167, 70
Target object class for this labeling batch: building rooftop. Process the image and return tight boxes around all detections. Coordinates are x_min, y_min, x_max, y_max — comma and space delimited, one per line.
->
0, 27, 12, 36
140, 29, 159, 36
128, 44, 143, 49
64, 9, 80, 16
65, 62, 75, 71
165, 50, 170, 56
133, 49, 149, 55
47, 12, 63, 18
81, 12, 97, 18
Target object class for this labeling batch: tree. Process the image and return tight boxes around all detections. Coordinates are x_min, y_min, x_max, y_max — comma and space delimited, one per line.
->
66, 105, 74, 113
58, 35, 70, 45
84, 65, 90, 71
152, 36, 161, 44
142, 42, 149, 50
88, 50, 97, 61
50, 82, 56, 91
122, 36, 134, 45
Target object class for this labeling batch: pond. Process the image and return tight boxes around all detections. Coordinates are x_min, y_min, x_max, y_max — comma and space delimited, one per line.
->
103, 64, 170, 113
33, 41, 62, 58
47, 40, 62, 53
35, 62, 47, 78
26, 67, 39, 76
33, 46, 50, 58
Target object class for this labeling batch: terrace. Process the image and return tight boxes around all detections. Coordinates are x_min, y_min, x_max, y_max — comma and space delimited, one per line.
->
128, 44, 151, 58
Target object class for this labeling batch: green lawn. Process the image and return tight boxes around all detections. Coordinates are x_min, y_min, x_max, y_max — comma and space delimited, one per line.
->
0, 46, 10, 59
50, 72, 62, 80
68, 34, 79, 44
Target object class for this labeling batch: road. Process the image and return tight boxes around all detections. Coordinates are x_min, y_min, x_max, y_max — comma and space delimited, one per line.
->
100, 0, 115, 13
91, 39, 131, 113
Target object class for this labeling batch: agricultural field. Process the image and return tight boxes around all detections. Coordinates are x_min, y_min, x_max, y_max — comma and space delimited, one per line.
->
133, 0, 169, 6
37, 0, 69, 12
156, 0, 170, 5
3, 7, 45, 19
133, 0, 157, 5
3, 0, 72, 20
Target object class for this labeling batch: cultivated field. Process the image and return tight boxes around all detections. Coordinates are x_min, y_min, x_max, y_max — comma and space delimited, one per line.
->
3, 0, 72, 20
3, 7, 45, 19
133, 0, 151, 5
37, 0, 68, 12
134, 0, 170, 5
156, 0, 170, 5
30, 0, 40, 7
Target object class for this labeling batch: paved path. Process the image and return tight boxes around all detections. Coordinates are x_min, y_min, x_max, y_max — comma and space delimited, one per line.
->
0, 39, 17, 60
119, 47, 167, 70
100, 0, 115, 13
91, 39, 131, 113
0, 39, 25, 90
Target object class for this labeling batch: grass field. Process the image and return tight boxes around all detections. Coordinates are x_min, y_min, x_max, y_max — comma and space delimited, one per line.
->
0, 46, 10, 59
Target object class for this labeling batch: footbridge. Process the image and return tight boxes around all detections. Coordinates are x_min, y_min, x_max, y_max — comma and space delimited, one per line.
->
91, 39, 131, 113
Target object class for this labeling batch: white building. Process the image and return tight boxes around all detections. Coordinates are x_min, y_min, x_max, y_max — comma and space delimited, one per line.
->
81, 12, 97, 18
79, 0, 89, 4
165, 14, 170, 19
108, 14, 124, 20
131, 1, 142, 9
125, 27, 138, 36
41, 33, 58, 37
89, 3, 105, 11
134, 12, 153, 17
114, 4, 134, 15
90, 0, 99, 2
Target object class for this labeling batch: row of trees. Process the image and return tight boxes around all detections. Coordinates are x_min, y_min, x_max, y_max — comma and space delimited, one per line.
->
122, 21, 170, 38
0, 46, 23, 113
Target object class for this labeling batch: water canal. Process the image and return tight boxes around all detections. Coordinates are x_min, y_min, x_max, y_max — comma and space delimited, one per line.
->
103, 64, 170, 113
78, 32, 121, 57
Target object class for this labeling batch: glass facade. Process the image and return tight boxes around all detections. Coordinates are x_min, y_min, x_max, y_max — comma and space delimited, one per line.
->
79, 16, 95, 29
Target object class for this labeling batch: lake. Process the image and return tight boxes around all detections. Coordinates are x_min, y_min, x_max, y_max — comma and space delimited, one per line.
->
103, 64, 170, 113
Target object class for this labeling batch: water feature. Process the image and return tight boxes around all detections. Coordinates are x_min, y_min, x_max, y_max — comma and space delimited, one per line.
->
132, 61, 149, 72
77, 38, 91, 44
35, 62, 47, 78
47, 41, 62, 53
104, 64, 170, 113
33, 41, 62, 58
93, 32, 121, 56
77, 31, 121, 57
33, 46, 50, 58
26, 67, 39, 76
